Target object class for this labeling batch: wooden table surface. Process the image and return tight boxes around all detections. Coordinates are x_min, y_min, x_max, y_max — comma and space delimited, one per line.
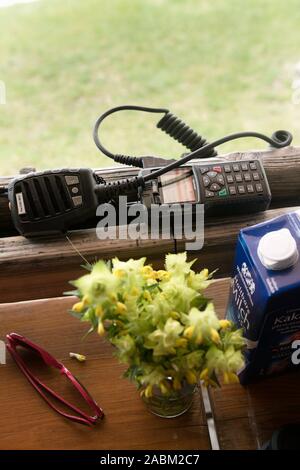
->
0, 278, 299, 450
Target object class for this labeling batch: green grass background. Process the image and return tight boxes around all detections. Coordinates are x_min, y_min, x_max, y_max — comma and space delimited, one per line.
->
0, 0, 300, 175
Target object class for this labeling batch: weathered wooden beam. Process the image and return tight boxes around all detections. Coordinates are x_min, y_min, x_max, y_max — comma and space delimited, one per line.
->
1, 205, 299, 303
1, 146, 300, 302
1, 146, 300, 236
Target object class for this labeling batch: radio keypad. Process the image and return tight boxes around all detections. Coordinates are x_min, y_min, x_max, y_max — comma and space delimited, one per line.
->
216, 174, 225, 185
203, 176, 210, 187
199, 160, 265, 200
210, 183, 221, 191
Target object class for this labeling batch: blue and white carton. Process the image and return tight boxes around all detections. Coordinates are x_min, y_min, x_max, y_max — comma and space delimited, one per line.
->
226, 211, 300, 384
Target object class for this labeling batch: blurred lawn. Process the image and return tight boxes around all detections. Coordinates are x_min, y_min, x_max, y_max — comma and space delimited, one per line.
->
0, 0, 300, 175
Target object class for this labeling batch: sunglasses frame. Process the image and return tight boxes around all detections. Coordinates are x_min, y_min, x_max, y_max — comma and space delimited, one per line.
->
6, 332, 104, 426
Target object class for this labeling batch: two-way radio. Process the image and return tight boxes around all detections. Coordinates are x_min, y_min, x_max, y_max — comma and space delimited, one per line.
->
7, 105, 293, 237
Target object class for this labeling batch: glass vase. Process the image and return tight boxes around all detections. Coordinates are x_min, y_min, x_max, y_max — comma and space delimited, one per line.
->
141, 381, 196, 418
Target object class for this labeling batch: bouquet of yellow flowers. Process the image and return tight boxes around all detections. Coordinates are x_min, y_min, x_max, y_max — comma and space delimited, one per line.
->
68, 253, 244, 399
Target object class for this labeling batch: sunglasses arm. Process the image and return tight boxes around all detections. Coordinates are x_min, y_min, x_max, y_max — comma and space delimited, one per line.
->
6, 340, 104, 426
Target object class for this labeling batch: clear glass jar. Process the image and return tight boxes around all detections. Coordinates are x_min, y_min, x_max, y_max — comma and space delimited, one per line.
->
141, 381, 197, 418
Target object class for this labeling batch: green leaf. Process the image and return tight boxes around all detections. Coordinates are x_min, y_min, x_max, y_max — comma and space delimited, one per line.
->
81, 263, 93, 271
63, 289, 80, 297
68, 309, 83, 320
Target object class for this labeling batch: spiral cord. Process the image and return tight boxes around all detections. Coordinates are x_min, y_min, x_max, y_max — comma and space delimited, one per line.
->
113, 154, 144, 168
93, 105, 292, 175
95, 176, 145, 202
93, 126, 292, 204
93, 174, 107, 185
157, 112, 217, 157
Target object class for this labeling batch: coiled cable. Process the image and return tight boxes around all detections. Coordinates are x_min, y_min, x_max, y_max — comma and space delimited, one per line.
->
94, 129, 293, 202
93, 105, 217, 167
93, 105, 168, 168
95, 175, 145, 202
156, 111, 217, 157
144, 129, 293, 182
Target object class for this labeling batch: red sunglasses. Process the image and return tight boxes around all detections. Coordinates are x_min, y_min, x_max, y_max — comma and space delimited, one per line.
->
6, 333, 104, 426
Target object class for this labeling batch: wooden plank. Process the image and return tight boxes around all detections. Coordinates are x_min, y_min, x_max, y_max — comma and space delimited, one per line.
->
1, 277, 299, 449
0, 296, 210, 450
0, 227, 176, 302
1, 206, 299, 303
1, 146, 300, 236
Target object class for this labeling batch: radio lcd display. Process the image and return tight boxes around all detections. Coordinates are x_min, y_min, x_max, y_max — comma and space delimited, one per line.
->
159, 168, 196, 204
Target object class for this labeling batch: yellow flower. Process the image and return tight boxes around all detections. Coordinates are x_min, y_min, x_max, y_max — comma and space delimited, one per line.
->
141, 265, 153, 276
131, 287, 140, 296
141, 265, 157, 280
143, 290, 152, 302
116, 302, 127, 314
72, 301, 84, 313
97, 321, 105, 336
196, 332, 203, 345
200, 368, 218, 387
144, 384, 153, 398
223, 371, 239, 384
210, 327, 221, 344
173, 377, 182, 391
82, 295, 90, 306
200, 368, 209, 381
219, 319, 232, 330
175, 338, 188, 348
184, 325, 195, 340
69, 352, 86, 363
95, 305, 104, 317
159, 381, 170, 395
202, 268, 209, 278
109, 292, 117, 302
156, 270, 171, 281
170, 311, 180, 320
113, 268, 126, 278
185, 370, 197, 384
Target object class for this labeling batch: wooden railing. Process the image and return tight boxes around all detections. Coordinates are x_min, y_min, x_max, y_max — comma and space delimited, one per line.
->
1, 146, 300, 302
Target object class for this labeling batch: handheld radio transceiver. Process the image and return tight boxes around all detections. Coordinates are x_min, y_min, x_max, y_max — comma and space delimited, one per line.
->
139, 159, 271, 216
7, 159, 271, 238
8, 168, 100, 237
6, 105, 293, 238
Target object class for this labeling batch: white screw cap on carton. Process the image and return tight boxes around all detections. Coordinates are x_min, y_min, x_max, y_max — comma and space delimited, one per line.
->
257, 228, 299, 270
